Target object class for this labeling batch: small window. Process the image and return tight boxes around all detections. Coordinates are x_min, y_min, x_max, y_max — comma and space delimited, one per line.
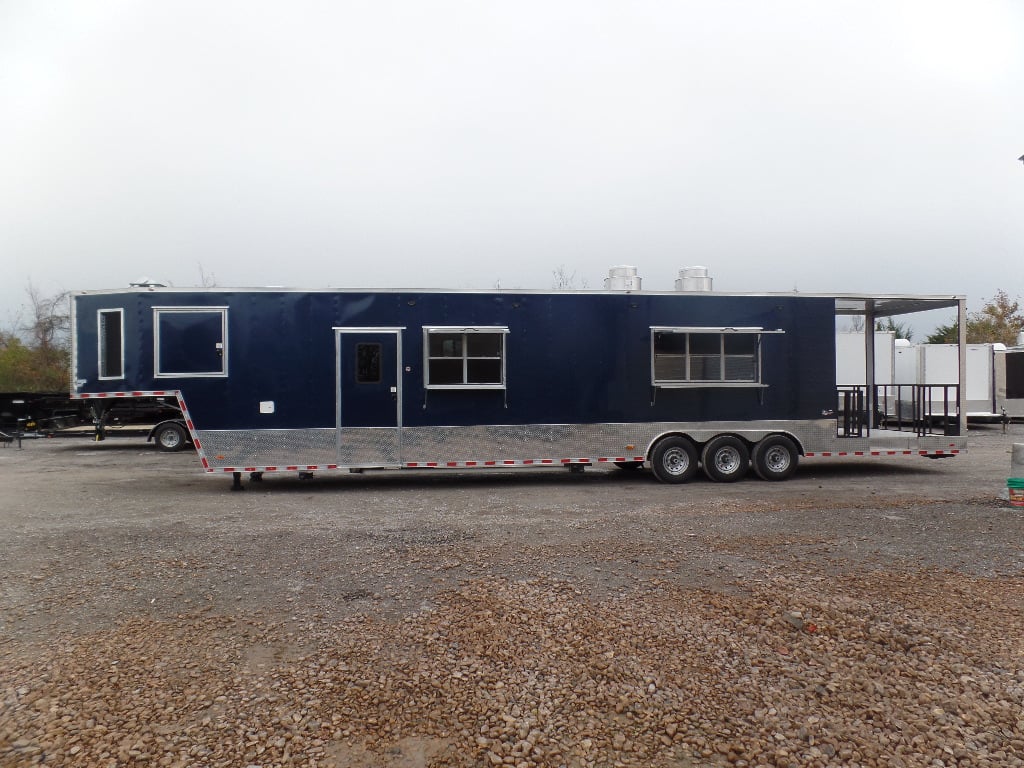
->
652, 327, 767, 386
98, 309, 124, 379
424, 326, 507, 389
154, 307, 228, 378
355, 343, 382, 383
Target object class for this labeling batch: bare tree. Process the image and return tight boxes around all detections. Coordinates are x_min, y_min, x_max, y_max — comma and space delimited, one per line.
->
551, 265, 589, 290
197, 263, 217, 288
22, 283, 70, 352
0, 283, 70, 391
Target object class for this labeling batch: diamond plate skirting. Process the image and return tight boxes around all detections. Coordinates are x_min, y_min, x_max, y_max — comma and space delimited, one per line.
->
196, 420, 840, 470
194, 420, 964, 471
196, 428, 338, 468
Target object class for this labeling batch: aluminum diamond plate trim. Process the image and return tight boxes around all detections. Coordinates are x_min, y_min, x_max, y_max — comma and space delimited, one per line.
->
197, 429, 338, 468
193, 420, 965, 473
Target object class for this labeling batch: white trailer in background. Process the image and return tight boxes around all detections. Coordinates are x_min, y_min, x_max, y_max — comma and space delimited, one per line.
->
893, 343, 1007, 422
835, 331, 896, 386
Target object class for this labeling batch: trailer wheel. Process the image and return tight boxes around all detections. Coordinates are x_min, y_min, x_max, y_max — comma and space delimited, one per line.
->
154, 422, 188, 452
650, 437, 698, 483
701, 435, 750, 482
751, 435, 799, 481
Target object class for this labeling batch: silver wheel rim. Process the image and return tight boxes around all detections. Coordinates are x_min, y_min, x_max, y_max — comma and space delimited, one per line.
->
713, 447, 742, 474
160, 430, 181, 449
764, 446, 791, 473
663, 447, 691, 476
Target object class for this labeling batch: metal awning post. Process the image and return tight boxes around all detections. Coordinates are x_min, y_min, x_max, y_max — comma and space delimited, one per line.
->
864, 300, 876, 433
957, 297, 967, 435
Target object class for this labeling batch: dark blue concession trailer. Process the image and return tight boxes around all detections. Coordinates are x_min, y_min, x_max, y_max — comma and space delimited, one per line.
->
70, 277, 968, 488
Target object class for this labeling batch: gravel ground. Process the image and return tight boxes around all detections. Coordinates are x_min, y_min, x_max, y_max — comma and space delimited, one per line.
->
1, 425, 1023, 767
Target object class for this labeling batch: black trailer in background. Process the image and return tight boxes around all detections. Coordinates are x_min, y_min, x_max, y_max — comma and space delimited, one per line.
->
0, 391, 189, 449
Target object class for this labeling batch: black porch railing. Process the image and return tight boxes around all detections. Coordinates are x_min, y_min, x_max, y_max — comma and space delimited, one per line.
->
836, 384, 960, 438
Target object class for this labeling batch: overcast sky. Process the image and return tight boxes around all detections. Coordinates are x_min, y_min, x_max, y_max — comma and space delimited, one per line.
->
2, 1, 1023, 336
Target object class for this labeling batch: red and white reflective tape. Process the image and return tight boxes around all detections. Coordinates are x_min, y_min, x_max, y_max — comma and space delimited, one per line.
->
73, 390, 178, 399
404, 456, 645, 469
805, 449, 960, 457
213, 464, 341, 474
204, 456, 648, 474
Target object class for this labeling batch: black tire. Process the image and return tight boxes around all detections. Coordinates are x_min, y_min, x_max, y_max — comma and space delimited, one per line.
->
154, 422, 188, 452
701, 435, 750, 482
751, 435, 799, 481
614, 461, 644, 471
650, 437, 699, 484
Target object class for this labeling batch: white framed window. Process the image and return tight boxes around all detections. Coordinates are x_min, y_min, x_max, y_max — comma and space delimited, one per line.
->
651, 327, 779, 387
423, 326, 508, 389
154, 307, 228, 378
98, 309, 124, 380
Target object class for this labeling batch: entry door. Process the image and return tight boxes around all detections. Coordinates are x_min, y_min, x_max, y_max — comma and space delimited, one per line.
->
336, 329, 403, 465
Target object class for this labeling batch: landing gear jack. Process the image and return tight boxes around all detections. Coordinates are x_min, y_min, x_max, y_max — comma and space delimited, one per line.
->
231, 471, 263, 491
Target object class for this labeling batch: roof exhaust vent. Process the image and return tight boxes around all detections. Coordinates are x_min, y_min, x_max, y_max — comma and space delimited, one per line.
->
604, 265, 642, 291
675, 266, 712, 292
129, 277, 168, 289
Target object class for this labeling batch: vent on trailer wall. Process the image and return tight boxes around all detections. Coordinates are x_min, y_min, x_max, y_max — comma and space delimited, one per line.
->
604, 265, 642, 291
675, 266, 713, 292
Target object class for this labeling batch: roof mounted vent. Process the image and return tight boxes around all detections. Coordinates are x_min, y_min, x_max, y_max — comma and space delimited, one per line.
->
675, 266, 712, 292
129, 277, 167, 289
604, 265, 642, 291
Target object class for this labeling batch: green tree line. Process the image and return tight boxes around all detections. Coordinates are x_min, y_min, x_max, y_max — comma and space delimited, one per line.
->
926, 290, 1024, 345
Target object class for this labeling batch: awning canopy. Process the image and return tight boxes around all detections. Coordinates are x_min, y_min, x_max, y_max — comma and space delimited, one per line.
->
834, 295, 962, 318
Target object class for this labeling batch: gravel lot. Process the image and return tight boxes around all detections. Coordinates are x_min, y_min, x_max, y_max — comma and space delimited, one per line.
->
2, 425, 1023, 768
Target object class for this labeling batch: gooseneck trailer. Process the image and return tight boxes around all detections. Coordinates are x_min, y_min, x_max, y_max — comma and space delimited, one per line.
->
70, 273, 967, 488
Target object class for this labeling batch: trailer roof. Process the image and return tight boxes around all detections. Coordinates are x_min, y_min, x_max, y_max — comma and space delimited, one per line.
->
76, 287, 963, 319
74, 286, 965, 313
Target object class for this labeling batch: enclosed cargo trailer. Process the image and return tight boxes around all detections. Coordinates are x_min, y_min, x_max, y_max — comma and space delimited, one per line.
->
892, 343, 1007, 422
70, 278, 967, 488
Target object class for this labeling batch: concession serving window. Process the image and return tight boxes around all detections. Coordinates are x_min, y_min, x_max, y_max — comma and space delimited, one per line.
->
651, 326, 782, 388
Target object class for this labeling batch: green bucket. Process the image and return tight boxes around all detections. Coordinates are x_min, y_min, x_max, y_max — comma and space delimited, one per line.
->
1009, 477, 1024, 507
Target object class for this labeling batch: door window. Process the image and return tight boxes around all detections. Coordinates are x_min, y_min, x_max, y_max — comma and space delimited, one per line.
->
355, 343, 382, 383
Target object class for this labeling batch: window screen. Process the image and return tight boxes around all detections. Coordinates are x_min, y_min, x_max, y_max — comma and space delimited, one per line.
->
98, 309, 124, 379
424, 327, 507, 388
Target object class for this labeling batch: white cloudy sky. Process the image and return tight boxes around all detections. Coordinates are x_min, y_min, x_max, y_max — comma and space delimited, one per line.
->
2, 1, 1023, 335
